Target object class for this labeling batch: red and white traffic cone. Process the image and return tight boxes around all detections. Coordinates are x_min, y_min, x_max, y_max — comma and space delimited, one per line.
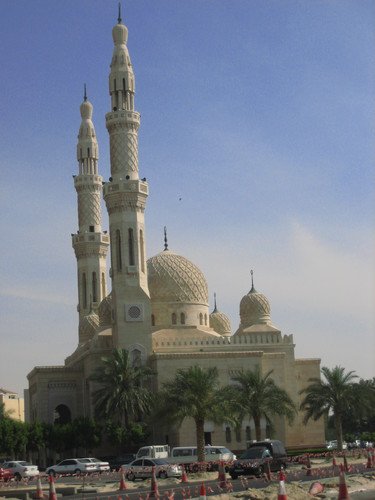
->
48, 475, 57, 500
279, 467, 286, 482
306, 454, 312, 476
199, 483, 206, 500
337, 465, 350, 500
119, 468, 127, 491
150, 466, 159, 498
34, 475, 44, 499
217, 460, 227, 488
180, 465, 188, 483
277, 474, 287, 500
265, 460, 271, 481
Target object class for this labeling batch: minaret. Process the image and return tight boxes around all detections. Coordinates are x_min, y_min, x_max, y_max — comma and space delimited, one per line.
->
103, 8, 151, 355
72, 88, 110, 337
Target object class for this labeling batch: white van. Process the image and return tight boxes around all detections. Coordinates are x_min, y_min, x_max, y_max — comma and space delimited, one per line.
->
168, 446, 236, 468
136, 445, 170, 459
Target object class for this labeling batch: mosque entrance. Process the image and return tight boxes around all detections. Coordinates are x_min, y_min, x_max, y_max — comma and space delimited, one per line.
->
53, 404, 71, 425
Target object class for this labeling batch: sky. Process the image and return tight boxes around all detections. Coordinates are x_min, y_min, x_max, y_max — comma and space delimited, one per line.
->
0, 0, 374, 396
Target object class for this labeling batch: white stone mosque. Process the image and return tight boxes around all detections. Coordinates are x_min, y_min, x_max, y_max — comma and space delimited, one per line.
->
27, 8, 324, 451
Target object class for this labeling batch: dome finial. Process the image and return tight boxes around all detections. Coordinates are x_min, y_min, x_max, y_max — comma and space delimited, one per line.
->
163, 226, 168, 251
250, 269, 257, 293
213, 292, 218, 312
84, 83, 87, 102
118, 2, 122, 24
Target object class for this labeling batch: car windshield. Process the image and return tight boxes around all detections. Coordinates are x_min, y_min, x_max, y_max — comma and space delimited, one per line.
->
152, 459, 168, 465
18, 462, 30, 466
89, 458, 100, 463
218, 448, 232, 454
240, 447, 267, 459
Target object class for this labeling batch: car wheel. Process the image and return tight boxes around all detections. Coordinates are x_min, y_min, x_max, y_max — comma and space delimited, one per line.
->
127, 472, 135, 481
15, 473, 22, 481
230, 473, 238, 480
158, 471, 167, 479
48, 470, 56, 477
74, 469, 81, 475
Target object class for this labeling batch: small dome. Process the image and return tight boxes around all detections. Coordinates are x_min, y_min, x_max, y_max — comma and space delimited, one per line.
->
147, 250, 208, 305
98, 293, 112, 327
79, 310, 99, 343
210, 310, 231, 336
112, 22, 128, 45
240, 283, 271, 327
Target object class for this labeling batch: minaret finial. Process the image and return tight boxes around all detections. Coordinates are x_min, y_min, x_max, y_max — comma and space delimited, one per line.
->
164, 226, 168, 251
84, 83, 87, 102
213, 292, 218, 312
118, 2, 122, 23
250, 269, 256, 293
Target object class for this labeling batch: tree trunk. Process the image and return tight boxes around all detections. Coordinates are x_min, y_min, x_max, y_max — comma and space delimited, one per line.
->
254, 414, 262, 441
195, 418, 205, 463
334, 413, 344, 451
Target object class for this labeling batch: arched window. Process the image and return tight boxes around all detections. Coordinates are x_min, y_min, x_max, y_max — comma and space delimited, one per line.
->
204, 313, 207, 326
92, 272, 97, 302
151, 314, 155, 326
180, 313, 185, 325
172, 313, 177, 325
82, 273, 87, 309
53, 404, 71, 425
128, 228, 135, 266
116, 230, 122, 271
131, 349, 142, 368
140, 230, 145, 272
225, 426, 231, 443
199, 313, 203, 325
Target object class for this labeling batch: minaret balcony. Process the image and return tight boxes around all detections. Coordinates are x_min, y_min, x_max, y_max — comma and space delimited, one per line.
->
72, 233, 110, 245
103, 179, 148, 196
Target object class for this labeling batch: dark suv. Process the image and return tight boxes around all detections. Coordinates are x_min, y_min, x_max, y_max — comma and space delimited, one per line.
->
228, 440, 287, 479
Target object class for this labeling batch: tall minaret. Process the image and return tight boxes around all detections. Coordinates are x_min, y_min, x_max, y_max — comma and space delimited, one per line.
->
72, 88, 110, 340
103, 8, 151, 356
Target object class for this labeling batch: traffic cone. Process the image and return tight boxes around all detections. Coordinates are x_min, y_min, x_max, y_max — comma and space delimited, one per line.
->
332, 455, 337, 467
149, 466, 159, 498
48, 475, 57, 500
180, 465, 188, 483
306, 454, 312, 476
199, 483, 206, 500
337, 465, 350, 499
118, 469, 127, 491
34, 475, 44, 499
277, 476, 287, 500
366, 450, 373, 469
217, 460, 227, 488
279, 467, 286, 482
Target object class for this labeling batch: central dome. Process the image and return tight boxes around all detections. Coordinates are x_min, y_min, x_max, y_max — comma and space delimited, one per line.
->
147, 250, 208, 304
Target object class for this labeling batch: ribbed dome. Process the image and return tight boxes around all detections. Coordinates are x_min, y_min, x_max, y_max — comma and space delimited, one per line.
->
240, 285, 271, 327
210, 310, 231, 336
79, 310, 99, 343
98, 293, 112, 327
147, 250, 208, 304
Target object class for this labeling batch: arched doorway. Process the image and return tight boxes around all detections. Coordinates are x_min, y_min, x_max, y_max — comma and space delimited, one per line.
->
53, 404, 71, 425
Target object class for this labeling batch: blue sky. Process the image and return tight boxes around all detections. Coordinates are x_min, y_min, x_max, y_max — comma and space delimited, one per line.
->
0, 0, 374, 395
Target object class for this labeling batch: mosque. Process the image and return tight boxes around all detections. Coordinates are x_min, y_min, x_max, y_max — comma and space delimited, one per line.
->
26, 11, 325, 451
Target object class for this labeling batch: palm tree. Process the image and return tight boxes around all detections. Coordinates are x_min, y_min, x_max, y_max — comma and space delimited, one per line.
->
157, 365, 235, 462
230, 366, 297, 441
90, 349, 154, 429
300, 366, 358, 450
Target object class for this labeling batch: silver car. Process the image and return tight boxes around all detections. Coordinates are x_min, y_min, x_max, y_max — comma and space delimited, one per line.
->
1, 461, 38, 480
123, 458, 182, 480
46, 458, 98, 476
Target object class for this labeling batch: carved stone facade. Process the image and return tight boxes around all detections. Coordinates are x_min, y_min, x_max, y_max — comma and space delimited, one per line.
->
26, 13, 325, 452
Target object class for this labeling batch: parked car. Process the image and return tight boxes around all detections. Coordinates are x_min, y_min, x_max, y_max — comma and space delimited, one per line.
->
85, 458, 110, 472
0, 467, 14, 482
101, 454, 136, 471
46, 458, 98, 476
229, 440, 287, 480
123, 458, 182, 480
1, 461, 39, 480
